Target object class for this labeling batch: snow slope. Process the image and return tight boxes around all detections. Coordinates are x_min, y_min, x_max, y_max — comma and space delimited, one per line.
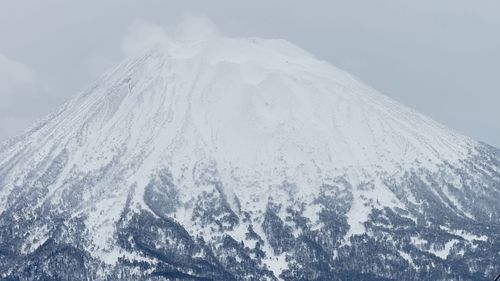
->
0, 35, 498, 281
0, 36, 475, 193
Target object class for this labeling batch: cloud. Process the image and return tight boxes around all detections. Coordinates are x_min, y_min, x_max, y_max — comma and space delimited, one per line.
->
0, 53, 52, 140
121, 14, 220, 56
173, 14, 220, 40
121, 20, 171, 56
0, 53, 38, 111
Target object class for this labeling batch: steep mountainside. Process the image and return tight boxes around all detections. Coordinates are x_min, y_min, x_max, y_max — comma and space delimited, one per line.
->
0, 36, 499, 281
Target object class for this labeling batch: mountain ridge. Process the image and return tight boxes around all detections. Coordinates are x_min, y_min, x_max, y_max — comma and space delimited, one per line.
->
0, 35, 499, 281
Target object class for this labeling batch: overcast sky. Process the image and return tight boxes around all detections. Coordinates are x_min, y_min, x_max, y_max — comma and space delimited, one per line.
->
0, 0, 499, 147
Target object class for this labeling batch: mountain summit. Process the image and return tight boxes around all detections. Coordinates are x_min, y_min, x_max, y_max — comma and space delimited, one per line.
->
1, 36, 499, 281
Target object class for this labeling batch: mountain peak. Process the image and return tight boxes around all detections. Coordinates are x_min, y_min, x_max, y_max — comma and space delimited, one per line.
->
1, 34, 498, 281
105, 35, 474, 173
1, 35, 476, 211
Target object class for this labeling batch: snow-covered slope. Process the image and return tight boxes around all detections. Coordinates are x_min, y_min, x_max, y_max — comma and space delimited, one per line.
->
0, 36, 499, 281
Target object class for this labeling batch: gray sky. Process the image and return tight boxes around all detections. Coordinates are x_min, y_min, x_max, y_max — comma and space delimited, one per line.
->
0, 0, 499, 147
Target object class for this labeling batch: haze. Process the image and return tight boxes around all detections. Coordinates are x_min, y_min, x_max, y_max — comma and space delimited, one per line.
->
0, 0, 499, 147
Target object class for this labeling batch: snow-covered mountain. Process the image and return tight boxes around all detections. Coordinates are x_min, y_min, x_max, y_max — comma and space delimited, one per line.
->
1, 36, 499, 281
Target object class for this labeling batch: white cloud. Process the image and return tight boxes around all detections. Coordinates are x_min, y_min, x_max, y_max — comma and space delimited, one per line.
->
0, 53, 38, 111
121, 19, 171, 56
173, 14, 220, 40
121, 14, 220, 56
0, 53, 51, 140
